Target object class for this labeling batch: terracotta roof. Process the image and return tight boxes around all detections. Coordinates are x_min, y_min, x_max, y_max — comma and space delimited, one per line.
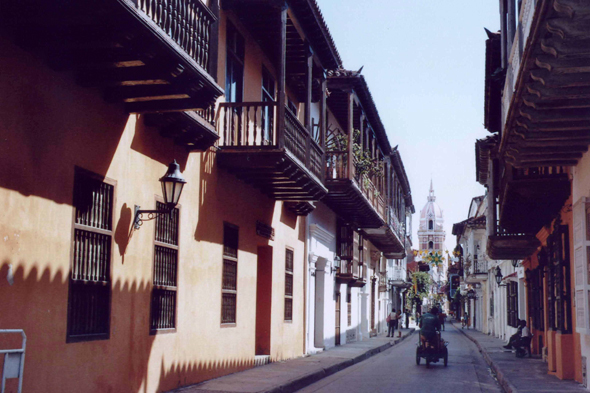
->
288, 0, 342, 69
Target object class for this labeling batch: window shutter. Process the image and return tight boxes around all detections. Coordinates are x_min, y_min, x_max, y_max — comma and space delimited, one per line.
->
574, 197, 590, 334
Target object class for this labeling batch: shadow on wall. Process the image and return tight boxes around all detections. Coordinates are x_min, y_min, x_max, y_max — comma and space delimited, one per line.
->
0, 260, 264, 393
194, 149, 275, 252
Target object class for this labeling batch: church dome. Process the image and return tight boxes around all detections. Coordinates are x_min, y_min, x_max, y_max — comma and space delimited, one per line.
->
418, 181, 444, 231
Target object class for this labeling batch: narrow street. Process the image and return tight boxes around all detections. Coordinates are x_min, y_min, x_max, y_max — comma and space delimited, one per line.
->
298, 325, 502, 393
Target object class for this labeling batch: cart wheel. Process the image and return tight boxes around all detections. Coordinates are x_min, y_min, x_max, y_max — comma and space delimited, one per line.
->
416, 348, 421, 365
444, 349, 448, 367
426, 357, 430, 368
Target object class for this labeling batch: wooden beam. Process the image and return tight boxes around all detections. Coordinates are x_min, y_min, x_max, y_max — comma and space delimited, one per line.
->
519, 107, 590, 123
126, 98, 209, 113
512, 129, 590, 141
525, 82, 590, 100
530, 69, 590, 88
546, 17, 590, 41
522, 95, 590, 110
540, 37, 590, 57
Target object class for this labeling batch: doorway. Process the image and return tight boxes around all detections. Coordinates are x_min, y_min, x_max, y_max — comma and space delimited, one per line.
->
256, 246, 272, 355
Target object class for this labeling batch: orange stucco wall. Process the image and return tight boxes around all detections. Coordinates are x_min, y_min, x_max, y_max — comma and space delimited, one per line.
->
525, 197, 582, 382
0, 28, 305, 393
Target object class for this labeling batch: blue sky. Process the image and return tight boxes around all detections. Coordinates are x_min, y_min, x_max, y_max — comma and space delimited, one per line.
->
320, 1, 500, 251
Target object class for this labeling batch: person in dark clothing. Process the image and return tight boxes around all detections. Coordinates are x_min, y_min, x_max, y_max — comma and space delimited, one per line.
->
404, 308, 410, 329
503, 320, 526, 349
419, 307, 442, 347
387, 308, 396, 337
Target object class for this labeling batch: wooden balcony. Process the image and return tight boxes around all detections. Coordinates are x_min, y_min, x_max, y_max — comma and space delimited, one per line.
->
464, 259, 488, 284
499, 0, 590, 167
216, 102, 327, 205
335, 260, 365, 287
499, 166, 570, 234
324, 151, 405, 256
2, 0, 224, 149
487, 225, 540, 260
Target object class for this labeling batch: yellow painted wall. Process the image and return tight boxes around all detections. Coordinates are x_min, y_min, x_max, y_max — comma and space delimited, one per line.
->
0, 30, 304, 393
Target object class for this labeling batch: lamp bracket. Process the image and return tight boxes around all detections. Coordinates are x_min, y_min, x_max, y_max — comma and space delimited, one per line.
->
134, 205, 172, 230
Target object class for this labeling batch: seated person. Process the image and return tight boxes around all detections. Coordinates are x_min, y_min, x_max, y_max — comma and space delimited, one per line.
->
419, 307, 442, 348
503, 319, 527, 349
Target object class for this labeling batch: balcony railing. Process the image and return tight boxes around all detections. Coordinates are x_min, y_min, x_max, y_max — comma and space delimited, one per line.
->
216, 102, 323, 180
388, 207, 404, 241
326, 150, 386, 220
472, 258, 487, 274
138, 0, 215, 72
391, 268, 405, 282
500, 166, 567, 195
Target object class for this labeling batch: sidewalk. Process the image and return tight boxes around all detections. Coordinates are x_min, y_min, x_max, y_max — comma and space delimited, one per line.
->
169, 327, 415, 393
452, 321, 586, 393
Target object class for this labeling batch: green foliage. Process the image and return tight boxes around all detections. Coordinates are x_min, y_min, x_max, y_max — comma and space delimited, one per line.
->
411, 271, 431, 300
328, 129, 384, 180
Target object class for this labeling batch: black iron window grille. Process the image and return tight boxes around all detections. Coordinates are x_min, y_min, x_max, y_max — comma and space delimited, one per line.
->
547, 224, 572, 333
151, 201, 179, 332
222, 223, 238, 324
67, 170, 114, 342
507, 281, 519, 328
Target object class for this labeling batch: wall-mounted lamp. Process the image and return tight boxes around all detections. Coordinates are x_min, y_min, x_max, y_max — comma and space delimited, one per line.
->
495, 266, 507, 287
134, 160, 187, 230
332, 256, 341, 273
511, 259, 519, 268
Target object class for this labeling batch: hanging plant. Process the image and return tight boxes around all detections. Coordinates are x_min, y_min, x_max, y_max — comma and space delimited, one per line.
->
327, 129, 384, 180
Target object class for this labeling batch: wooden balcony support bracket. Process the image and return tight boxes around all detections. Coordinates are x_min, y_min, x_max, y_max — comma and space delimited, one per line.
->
500, 0, 590, 167
2, 0, 224, 118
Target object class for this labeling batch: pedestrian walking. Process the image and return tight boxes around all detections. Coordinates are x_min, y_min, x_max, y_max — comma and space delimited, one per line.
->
438, 311, 446, 331
387, 308, 396, 337
395, 309, 402, 337
404, 308, 410, 329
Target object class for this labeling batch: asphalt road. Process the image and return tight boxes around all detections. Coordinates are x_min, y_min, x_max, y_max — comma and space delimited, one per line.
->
298, 325, 503, 393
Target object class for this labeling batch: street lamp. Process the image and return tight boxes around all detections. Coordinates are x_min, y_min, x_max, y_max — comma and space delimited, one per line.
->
511, 259, 519, 268
332, 256, 341, 272
495, 266, 507, 287
134, 160, 187, 229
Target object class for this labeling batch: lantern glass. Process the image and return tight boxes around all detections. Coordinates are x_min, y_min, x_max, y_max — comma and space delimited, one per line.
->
334, 256, 341, 269
159, 160, 187, 209
495, 266, 503, 285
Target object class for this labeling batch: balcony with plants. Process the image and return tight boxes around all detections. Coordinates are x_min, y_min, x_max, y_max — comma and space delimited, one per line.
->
324, 70, 407, 257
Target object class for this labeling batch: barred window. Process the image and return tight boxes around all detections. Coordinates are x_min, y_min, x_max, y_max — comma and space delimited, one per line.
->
222, 223, 238, 324
347, 292, 352, 326
151, 201, 179, 332
67, 170, 114, 342
285, 249, 294, 321
507, 281, 519, 328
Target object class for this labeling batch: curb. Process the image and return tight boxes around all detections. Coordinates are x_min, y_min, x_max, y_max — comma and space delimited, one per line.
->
265, 328, 416, 393
453, 323, 517, 393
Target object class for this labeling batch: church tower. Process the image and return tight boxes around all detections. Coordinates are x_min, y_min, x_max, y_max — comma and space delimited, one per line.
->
417, 181, 445, 253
